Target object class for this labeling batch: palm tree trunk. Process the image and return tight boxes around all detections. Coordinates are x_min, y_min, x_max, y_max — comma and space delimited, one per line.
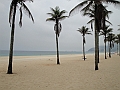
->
109, 47, 111, 58
94, 4, 98, 70
119, 41, 120, 56
56, 34, 60, 64
98, 35, 99, 63
107, 41, 109, 57
83, 36, 85, 61
56, 21, 60, 64
95, 29, 99, 70
7, 4, 17, 74
109, 41, 111, 58
105, 35, 107, 59
117, 43, 118, 55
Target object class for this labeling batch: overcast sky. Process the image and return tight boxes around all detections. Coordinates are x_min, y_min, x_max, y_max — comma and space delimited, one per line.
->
0, 0, 120, 51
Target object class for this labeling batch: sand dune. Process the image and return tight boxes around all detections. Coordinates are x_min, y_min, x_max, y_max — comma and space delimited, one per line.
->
0, 54, 120, 90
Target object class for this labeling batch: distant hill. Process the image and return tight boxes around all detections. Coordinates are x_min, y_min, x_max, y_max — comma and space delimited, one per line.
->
88, 44, 118, 52
88, 46, 104, 52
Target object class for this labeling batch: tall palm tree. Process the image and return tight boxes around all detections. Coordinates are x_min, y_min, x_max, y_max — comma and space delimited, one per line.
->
117, 34, 120, 56
69, 0, 120, 70
7, 0, 34, 74
100, 25, 113, 59
77, 26, 92, 61
46, 6, 68, 64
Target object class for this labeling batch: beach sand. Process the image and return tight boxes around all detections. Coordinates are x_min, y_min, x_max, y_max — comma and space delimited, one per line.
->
0, 54, 120, 90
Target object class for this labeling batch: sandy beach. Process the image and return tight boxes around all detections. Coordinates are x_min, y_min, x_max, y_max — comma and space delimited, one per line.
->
0, 53, 120, 90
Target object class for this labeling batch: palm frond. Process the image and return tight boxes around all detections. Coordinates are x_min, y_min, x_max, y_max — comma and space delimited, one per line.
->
58, 16, 68, 21
86, 32, 92, 35
103, 0, 120, 6
81, 1, 93, 13
106, 11, 112, 19
87, 18, 94, 31
107, 28, 113, 32
117, 34, 120, 42
83, 12, 94, 17
77, 29, 82, 34
21, 2, 34, 22
114, 39, 119, 44
69, 0, 88, 16
99, 31, 105, 36
46, 18, 55, 21
19, 6, 23, 27
23, 0, 33, 2
47, 13, 55, 17
9, 1, 15, 27
59, 10, 67, 16
50, 7, 56, 13
87, 19, 94, 24
105, 20, 112, 25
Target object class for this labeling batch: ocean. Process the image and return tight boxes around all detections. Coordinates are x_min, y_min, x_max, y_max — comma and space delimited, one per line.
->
0, 50, 88, 56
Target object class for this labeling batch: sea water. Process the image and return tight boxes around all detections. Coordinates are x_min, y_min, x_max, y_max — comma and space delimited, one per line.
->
0, 50, 88, 56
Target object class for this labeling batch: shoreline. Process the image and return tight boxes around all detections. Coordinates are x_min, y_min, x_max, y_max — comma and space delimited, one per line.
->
0, 50, 82, 57
0, 51, 100, 57
0, 53, 105, 62
0, 50, 105, 57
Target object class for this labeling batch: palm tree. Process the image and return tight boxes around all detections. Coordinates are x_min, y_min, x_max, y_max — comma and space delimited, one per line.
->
117, 34, 120, 56
114, 39, 119, 55
77, 26, 92, 61
46, 6, 68, 64
69, 0, 120, 70
106, 33, 116, 58
7, 0, 34, 74
100, 25, 113, 59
